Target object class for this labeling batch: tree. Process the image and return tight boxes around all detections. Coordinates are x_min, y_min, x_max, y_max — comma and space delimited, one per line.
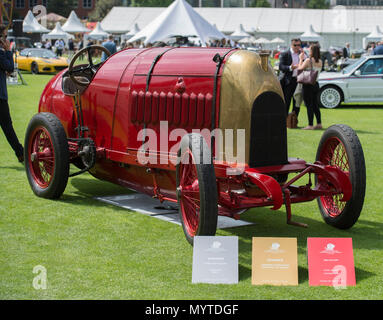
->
307, 0, 330, 9
47, 0, 78, 18
130, 0, 173, 6
248, 0, 271, 7
89, 0, 123, 21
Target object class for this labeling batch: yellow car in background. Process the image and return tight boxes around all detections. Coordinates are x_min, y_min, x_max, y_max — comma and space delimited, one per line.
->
16, 48, 69, 74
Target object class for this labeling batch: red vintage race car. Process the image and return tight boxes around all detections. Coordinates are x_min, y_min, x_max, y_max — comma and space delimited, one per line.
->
24, 45, 366, 245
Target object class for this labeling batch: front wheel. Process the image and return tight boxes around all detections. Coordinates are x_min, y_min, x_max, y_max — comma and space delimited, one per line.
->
316, 124, 366, 229
24, 112, 69, 199
319, 85, 342, 109
176, 133, 218, 245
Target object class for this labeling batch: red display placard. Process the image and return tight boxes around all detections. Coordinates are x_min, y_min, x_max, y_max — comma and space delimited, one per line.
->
307, 238, 356, 287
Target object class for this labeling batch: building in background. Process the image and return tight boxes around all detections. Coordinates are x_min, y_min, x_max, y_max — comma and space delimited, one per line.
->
330, 0, 383, 8
122, 1, 309, 8
271, 0, 308, 7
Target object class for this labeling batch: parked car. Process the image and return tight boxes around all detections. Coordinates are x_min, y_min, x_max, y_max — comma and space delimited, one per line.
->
336, 57, 359, 70
24, 46, 366, 245
318, 55, 383, 108
16, 48, 69, 74
7, 36, 33, 51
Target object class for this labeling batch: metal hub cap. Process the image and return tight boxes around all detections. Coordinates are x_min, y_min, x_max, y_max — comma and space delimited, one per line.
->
321, 88, 341, 108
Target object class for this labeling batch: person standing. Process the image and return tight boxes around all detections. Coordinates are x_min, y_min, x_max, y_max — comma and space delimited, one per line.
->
373, 40, 383, 55
279, 38, 304, 116
367, 42, 376, 55
101, 35, 117, 62
68, 38, 75, 58
0, 25, 24, 163
44, 40, 52, 50
54, 39, 65, 57
297, 44, 323, 130
343, 43, 351, 58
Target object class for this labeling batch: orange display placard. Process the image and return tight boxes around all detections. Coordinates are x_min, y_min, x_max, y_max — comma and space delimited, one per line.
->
252, 237, 298, 286
307, 238, 356, 287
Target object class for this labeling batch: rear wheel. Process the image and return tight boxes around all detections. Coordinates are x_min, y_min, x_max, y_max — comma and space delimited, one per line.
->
319, 85, 342, 109
31, 62, 39, 75
316, 124, 366, 229
25, 113, 69, 199
176, 133, 218, 245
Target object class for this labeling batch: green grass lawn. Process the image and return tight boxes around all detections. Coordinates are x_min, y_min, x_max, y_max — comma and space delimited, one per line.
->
0, 73, 383, 300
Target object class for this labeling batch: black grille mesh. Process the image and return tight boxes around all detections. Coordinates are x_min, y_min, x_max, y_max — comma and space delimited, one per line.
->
249, 92, 288, 168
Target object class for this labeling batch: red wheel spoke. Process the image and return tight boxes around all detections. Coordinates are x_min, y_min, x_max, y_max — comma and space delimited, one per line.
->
36, 154, 54, 161
181, 160, 191, 185
179, 150, 201, 237
28, 127, 55, 188
182, 188, 200, 196
183, 194, 200, 208
42, 162, 54, 174
319, 137, 349, 218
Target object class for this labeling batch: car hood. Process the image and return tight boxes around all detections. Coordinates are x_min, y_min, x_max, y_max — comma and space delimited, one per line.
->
319, 71, 349, 81
36, 57, 68, 64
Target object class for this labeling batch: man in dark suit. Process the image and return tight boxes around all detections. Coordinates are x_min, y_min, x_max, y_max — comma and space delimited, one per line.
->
342, 43, 350, 58
279, 38, 303, 116
0, 24, 24, 163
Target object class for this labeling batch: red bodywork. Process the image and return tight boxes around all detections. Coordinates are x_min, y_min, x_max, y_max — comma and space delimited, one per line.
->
39, 47, 352, 221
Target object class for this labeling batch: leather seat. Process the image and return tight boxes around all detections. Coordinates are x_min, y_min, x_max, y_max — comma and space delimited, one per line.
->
62, 76, 89, 96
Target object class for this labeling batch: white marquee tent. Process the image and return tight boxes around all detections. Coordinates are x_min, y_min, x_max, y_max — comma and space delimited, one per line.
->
23, 10, 49, 33
363, 25, 383, 49
102, 6, 383, 49
254, 37, 270, 44
42, 22, 74, 42
230, 24, 251, 41
238, 36, 256, 44
62, 10, 90, 33
270, 37, 285, 44
87, 22, 109, 40
126, 0, 226, 46
126, 23, 140, 38
300, 25, 322, 42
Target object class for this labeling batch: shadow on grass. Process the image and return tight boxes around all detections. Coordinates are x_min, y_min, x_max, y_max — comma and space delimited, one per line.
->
239, 264, 252, 282
49, 176, 134, 214
69, 176, 130, 198
288, 125, 378, 135
338, 104, 383, 109
353, 130, 380, 135
0, 165, 25, 172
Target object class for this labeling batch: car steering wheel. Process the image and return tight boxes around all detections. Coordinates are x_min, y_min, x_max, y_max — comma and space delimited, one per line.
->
68, 45, 111, 86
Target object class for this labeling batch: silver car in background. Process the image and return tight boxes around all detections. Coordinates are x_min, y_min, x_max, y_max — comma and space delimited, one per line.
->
318, 55, 383, 108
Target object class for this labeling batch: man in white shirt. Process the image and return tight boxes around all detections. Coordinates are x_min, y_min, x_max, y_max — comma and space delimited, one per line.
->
45, 41, 51, 50
54, 39, 65, 57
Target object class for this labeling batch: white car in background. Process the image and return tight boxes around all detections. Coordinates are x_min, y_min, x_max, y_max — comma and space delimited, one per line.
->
318, 55, 383, 108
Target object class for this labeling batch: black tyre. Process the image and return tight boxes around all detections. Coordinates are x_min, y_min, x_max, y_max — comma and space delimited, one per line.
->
25, 112, 69, 199
316, 124, 366, 229
176, 133, 218, 245
319, 85, 342, 109
31, 62, 39, 75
